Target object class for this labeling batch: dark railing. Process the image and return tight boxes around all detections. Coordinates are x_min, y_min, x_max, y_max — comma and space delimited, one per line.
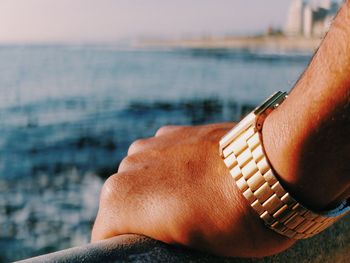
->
17, 217, 350, 263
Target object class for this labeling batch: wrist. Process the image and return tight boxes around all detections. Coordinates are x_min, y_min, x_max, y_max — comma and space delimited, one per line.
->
262, 93, 350, 211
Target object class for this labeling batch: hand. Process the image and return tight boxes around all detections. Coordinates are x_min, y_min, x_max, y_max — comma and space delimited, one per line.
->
92, 2, 350, 257
91, 123, 295, 257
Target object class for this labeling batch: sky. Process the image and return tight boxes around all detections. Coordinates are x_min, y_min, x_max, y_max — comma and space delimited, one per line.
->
0, 0, 320, 43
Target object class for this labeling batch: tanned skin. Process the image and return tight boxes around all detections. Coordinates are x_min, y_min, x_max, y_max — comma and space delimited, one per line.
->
91, 2, 350, 258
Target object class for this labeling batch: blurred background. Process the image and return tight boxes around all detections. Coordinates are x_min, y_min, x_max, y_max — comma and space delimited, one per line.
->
0, 0, 342, 262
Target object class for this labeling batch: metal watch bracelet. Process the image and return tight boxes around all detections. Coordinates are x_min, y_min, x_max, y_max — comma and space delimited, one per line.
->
219, 92, 350, 239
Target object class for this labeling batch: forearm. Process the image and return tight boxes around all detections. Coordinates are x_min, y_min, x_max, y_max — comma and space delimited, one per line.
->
263, 1, 350, 210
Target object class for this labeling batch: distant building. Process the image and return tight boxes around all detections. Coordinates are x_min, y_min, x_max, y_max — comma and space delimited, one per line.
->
285, 0, 339, 38
285, 0, 305, 36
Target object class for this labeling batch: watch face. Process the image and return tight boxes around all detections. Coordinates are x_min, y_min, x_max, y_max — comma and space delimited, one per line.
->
254, 91, 287, 115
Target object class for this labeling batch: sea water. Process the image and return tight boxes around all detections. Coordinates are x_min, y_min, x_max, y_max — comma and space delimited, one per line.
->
0, 45, 310, 261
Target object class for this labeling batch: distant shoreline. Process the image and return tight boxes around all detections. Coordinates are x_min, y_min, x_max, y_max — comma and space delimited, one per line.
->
136, 35, 322, 52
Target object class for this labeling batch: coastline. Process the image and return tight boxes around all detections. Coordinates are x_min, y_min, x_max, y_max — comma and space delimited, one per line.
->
136, 35, 322, 52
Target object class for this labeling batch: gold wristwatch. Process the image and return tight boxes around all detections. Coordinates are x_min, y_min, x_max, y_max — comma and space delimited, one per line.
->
219, 91, 350, 239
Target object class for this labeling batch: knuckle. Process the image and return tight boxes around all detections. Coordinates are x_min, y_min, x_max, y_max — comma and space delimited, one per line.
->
118, 155, 137, 171
97, 174, 131, 237
155, 126, 171, 136
100, 175, 119, 204
100, 173, 129, 205
128, 138, 148, 155
130, 138, 146, 149
156, 125, 172, 134
155, 125, 185, 136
